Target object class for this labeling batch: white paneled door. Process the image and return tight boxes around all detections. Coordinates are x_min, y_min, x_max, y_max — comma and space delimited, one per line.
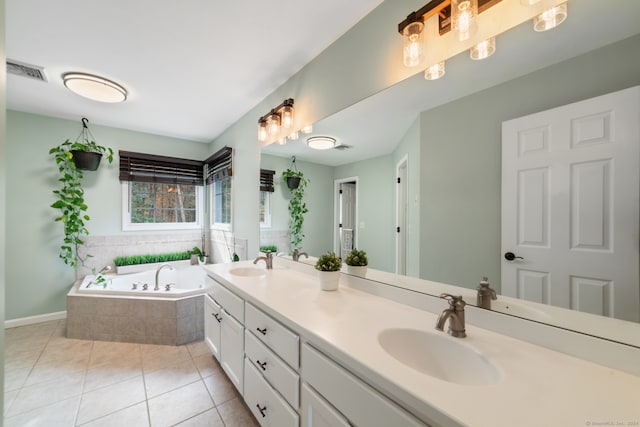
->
502, 86, 640, 322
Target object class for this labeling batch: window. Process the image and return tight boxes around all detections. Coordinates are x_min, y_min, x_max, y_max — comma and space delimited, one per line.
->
260, 169, 275, 228
206, 147, 233, 230
120, 151, 204, 231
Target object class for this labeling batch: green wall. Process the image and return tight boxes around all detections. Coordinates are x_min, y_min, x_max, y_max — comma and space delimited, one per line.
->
1, 0, 6, 410
5, 111, 209, 320
420, 34, 640, 291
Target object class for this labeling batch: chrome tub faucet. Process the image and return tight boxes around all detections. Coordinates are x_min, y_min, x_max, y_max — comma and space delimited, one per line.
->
155, 264, 174, 291
435, 293, 467, 338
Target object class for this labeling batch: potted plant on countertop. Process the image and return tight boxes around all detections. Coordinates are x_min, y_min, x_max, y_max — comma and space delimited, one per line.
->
315, 251, 342, 291
345, 248, 368, 275
49, 118, 114, 269
191, 246, 209, 265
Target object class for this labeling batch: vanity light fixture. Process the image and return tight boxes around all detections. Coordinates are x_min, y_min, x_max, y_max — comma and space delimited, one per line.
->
470, 37, 496, 60
424, 62, 446, 80
301, 124, 313, 134
533, 2, 568, 32
257, 98, 295, 142
451, 0, 478, 42
62, 72, 127, 103
307, 136, 336, 150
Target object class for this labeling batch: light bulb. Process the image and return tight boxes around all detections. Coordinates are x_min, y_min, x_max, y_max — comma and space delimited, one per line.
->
534, 3, 567, 32
452, 0, 478, 41
470, 37, 496, 60
301, 124, 313, 134
267, 113, 280, 136
257, 121, 268, 142
520, 0, 541, 5
424, 62, 445, 80
281, 105, 294, 129
289, 131, 299, 140
277, 138, 287, 145
402, 21, 424, 67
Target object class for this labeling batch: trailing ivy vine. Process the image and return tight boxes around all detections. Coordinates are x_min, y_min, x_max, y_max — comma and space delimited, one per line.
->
283, 167, 308, 251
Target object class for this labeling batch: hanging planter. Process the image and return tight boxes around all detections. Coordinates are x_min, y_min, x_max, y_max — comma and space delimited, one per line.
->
286, 176, 301, 190
282, 156, 308, 251
71, 150, 103, 171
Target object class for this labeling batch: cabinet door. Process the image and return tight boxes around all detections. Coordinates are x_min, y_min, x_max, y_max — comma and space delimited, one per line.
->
204, 294, 221, 360
301, 383, 350, 427
220, 308, 244, 395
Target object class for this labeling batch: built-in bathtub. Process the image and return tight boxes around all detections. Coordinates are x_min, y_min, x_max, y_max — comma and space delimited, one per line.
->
67, 265, 210, 345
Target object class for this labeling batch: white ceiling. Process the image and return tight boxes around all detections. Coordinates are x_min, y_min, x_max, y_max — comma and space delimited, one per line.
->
263, 1, 640, 166
6, 0, 383, 142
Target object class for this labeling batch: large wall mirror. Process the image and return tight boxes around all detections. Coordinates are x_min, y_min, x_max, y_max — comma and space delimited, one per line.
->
261, 1, 640, 348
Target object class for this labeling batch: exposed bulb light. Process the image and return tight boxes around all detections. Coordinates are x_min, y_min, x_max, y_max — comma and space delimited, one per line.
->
257, 120, 268, 142
451, 0, 478, 42
281, 105, 294, 129
470, 37, 496, 60
301, 124, 313, 134
307, 136, 336, 150
424, 62, 445, 80
520, 0, 541, 5
533, 3, 567, 32
402, 21, 424, 67
277, 138, 287, 145
267, 113, 280, 136
288, 131, 299, 140
62, 72, 127, 103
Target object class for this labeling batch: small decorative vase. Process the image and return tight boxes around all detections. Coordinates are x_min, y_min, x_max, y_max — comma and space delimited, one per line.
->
198, 256, 208, 266
318, 271, 340, 291
346, 265, 367, 276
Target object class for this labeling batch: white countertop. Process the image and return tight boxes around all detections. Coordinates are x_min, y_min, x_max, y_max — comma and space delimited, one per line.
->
205, 259, 640, 427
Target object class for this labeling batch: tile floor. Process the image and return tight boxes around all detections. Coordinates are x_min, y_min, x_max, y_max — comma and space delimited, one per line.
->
4, 320, 260, 426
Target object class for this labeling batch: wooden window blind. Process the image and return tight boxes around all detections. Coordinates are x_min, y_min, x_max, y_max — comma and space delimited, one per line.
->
260, 169, 275, 192
205, 147, 233, 184
119, 151, 204, 185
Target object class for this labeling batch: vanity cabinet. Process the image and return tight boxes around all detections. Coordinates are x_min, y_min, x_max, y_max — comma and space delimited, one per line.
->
301, 343, 428, 427
301, 383, 350, 427
207, 278, 245, 394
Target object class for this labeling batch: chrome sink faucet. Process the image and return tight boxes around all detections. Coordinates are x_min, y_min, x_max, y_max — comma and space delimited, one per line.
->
435, 293, 467, 338
292, 248, 308, 262
253, 251, 273, 269
155, 264, 174, 291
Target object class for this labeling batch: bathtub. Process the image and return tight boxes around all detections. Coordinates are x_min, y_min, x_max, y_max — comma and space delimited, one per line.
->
67, 265, 209, 345
76, 265, 207, 298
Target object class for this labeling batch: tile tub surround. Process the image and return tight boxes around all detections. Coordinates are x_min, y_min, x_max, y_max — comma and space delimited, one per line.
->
67, 293, 204, 345
4, 319, 259, 427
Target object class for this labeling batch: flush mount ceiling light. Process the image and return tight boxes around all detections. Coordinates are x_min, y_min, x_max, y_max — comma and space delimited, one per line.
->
307, 136, 336, 150
62, 72, 127, 103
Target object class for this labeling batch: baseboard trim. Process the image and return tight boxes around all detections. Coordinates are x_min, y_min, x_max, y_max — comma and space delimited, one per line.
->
5, 311, 67, 329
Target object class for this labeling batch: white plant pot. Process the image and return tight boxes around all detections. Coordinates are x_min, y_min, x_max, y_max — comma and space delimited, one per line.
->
345, 265, 367, 276
198, 256, 208, 265
318, 270, 340, 291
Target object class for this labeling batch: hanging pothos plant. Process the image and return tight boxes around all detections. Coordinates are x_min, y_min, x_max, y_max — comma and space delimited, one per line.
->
49, 118, 114, 269
282, 157, 309, 251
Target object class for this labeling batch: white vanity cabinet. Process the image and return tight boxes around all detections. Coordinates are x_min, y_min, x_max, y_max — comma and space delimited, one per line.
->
301, 343, 428, 427
206, 278, 245, 394
243, 302, 300, 427
301, 383, 350, 427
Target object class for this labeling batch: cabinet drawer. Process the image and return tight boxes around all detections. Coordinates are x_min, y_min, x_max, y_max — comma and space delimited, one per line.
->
244, 358, 299, 427
204, 294, 221, 360
245, 330, 299, 408
245, 303, 299, 368
209, 278, 244, 323
301, 343, 427, 427
220, 309, 244, 395
301, 382, 350, 427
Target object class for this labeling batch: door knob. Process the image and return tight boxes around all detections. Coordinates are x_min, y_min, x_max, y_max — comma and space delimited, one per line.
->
504, 252, 524, 261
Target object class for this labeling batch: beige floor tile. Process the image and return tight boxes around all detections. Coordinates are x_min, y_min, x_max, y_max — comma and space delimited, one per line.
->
79, 401, 150, 427
3, 368, 31, 393
174, 408, 225, 427
203, 369, 239, 406
89, 341, 141, 367
216, 398, 260, 427
83, 358, 143, 393
143, 358, 201, 398
76, 376, 146, 425
4, 390, 19, 416
148, 381, 214, 427
186, 340, 210, 358
192, 353, 221, 379
23, 352, 90, 387
4, 395, 81, 427
6, 371, 85, 418
39, 337, 93, 362
140, 344, 191, 372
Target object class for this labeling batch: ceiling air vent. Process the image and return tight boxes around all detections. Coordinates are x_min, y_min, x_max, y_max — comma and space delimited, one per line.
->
7, 60, 47, 82
334, 144, 352, 150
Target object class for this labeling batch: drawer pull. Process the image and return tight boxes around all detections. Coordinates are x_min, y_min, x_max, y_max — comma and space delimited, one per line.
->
256, 403, 267, 418
256, 360, 267, 371
256, 327, 267, 335
213, 313, 222, 323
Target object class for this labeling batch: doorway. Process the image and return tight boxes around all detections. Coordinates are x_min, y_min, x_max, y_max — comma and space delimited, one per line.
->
334, 177, 358, 260
396, 157, 408, 275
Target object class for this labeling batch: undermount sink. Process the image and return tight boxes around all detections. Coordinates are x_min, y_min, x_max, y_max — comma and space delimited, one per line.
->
378, 328, 501, 386
228, 267, 266, 277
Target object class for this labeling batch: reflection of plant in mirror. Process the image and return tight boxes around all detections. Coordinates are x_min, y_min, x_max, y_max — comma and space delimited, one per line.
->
283, 166, 308, 252
315, 252, 342, 272
260, 245, 277, 253
345, 248, 368, 266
